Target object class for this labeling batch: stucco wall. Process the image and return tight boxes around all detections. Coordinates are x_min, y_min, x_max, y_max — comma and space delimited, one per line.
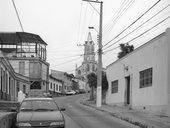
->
9, 60, 29, 77
106, 29, 170, 110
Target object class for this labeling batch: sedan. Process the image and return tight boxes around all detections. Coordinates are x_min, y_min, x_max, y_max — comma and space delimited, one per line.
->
15, 97, 65, 128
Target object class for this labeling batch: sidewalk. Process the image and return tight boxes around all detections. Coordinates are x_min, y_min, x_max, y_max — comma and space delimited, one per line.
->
80, 99, 170, 128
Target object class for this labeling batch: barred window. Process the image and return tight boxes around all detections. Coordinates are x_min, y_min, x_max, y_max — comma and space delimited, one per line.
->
140, 68, 152, 88
111, 80, 118, 93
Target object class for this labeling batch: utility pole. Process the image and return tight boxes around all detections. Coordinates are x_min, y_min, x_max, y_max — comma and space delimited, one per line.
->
83, 0, 103, 107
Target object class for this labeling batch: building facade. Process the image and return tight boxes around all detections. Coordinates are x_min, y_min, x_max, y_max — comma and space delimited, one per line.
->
49, 75, 63, 96
0, 51, 29, 101
50, 70, 73, 94
0, 32, 49, 93
106, 28, 170, 116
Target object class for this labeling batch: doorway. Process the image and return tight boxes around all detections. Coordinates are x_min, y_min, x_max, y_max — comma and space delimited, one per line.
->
125, 76, 130, 105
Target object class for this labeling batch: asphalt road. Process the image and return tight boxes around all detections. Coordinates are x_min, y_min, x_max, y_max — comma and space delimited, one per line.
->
54, 94, 136, 128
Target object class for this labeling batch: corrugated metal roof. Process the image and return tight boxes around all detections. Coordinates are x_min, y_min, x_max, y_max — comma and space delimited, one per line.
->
0, 32, 47, 45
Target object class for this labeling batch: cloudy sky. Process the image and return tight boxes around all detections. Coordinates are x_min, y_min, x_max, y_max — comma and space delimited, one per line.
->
0, 0, 170, 74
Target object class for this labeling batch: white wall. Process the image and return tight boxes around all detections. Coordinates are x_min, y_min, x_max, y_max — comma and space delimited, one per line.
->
49, 78, 62, 93
106, 29, 169, 109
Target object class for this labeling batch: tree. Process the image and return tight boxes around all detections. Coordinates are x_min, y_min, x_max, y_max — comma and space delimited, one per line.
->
118, 43, 134, 59
87, 72, 108, 101
102, 71, 108, 103
71, 80, 79, 91
87, 73, 97, 100
102, 72, 108, 91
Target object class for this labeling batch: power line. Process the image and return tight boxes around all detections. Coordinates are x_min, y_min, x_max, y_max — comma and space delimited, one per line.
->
47, 54, 82, 61
88, 2, 99, 14
88, 3, 96, 25
103, 16, 170, 54
12, 0, 24, 32
103, 0, 161, 49
51, 56, 83, 67
103, 0, 135, 42
77, 1, 83, 45
103, 0, 127, 32
103, 3, 170, 51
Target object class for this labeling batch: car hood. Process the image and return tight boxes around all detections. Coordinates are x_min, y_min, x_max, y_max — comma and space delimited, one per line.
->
17, 111, 64, 122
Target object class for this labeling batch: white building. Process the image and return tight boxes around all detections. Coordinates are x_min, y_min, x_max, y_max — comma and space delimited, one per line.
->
106, 28, 170, 116
49, 75, 63, 96
50, 70, 73, 93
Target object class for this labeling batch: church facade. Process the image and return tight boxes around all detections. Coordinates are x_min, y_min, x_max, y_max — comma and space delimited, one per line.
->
75, 32, 97, 91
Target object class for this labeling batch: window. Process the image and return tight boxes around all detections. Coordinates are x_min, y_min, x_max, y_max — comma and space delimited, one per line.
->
50, 83, 53, 90
139, 68, 152, 88
78, 70, 81, 75
53, 83, 55, 91
23, 85, 26, 93
59, 86, 61, 91
87, 64, 90, 71
92, 64, 95, 71
111, 80, 118, 93
29, 62, 41, 78
56, 84, 58, 91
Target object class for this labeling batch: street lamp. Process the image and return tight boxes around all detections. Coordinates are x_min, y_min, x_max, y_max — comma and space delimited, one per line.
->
89, 26, 99, 45
88, 26, 99, 33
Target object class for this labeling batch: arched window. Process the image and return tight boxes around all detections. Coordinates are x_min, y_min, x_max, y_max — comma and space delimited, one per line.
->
92, 64, 95, 71
78, 70, 81, 75
87, 64, 90, 71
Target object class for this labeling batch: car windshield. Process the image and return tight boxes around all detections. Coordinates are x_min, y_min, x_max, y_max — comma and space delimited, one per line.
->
20, 100, 59, 111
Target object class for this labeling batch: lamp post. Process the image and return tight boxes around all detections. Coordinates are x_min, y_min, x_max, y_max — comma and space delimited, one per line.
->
83, 0, 103, 107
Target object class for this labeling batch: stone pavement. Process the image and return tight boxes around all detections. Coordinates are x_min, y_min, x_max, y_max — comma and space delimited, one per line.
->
80, 99, 170, 128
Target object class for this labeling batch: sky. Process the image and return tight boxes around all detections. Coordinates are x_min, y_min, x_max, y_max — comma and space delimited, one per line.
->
0, 0, 170, 74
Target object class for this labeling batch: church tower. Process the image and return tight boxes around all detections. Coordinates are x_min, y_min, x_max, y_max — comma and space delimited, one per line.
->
75, 32, 97, 80
84, 32, 95, 62
83, 32, 96, 74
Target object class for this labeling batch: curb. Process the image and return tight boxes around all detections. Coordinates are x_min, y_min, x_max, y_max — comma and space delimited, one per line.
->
80, 101, 157, 128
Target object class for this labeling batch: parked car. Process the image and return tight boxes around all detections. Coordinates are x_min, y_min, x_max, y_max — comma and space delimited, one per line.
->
79, 89, 86, 94
43, 92, 53, 98
75, 90, 80, 94
66, 90, 76, 95
15, 97, 65, 128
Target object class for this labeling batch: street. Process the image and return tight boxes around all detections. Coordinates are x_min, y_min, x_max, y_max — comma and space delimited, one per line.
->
54, 94, 136, 128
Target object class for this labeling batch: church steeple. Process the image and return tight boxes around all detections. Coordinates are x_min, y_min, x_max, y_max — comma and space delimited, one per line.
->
84, 32, 95, 62
87, 32, 93, 42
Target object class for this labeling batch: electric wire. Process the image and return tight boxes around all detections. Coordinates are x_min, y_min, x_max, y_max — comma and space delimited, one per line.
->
88, 3, 96, 26
103, 3, 170, 51
51, 56, 83, 67
77, 1, 83, 45
103, 0, 161, 49
12, 0, 24, 32
103, 16, 170, 54
103, 0, 135, 42
88, 2, 99, 14
81, 2, 88, 43
103, 0, 127, 33
47, 54, 82, 61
